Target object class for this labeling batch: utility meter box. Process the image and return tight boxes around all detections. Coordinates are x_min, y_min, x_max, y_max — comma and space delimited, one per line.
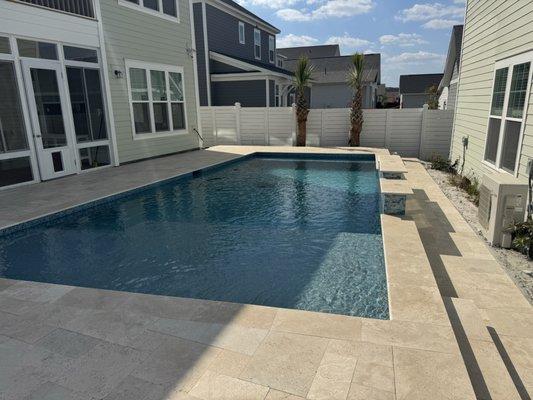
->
478, 172, 528, 247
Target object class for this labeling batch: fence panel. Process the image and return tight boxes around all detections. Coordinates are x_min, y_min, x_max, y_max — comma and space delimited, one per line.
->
386, 109, 423, 157
198, 105, 453, 159
268, 108, 295, 146
361, 109, 387, 148
420, 109, 454, 160
320, 108, 350, 146
214, 107, 238, 145
240, 108, 267, 145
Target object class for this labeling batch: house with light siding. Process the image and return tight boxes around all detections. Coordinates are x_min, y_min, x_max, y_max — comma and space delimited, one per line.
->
0, 0, 200, 190
450, 0, 533, 180
438, 25, 463, 110
399, 73, 443, 109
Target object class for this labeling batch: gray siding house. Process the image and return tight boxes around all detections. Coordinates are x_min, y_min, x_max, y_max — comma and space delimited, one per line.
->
438, 25, 463, 110
278, 45, 381, 109
0, 0, 199, 190
399, 73, 443, 108
193, 0, 293, 107
450, 0, 533, 180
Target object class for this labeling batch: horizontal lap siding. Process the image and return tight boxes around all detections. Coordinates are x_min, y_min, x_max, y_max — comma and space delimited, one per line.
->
100, 0, 199, 163
451, 0, 533, 179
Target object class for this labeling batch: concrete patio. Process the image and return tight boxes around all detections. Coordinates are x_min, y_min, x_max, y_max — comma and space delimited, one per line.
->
0, 146, 531, 400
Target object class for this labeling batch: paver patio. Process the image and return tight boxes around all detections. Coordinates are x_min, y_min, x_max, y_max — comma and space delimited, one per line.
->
0, 146, 531, 399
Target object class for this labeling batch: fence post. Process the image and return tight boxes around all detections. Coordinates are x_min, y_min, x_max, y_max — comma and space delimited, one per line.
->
419, 104, 428, 159
320, 110, 325, 147
384, 109, 392, 149
234, 102, 241, 144
212, 108, 217, 145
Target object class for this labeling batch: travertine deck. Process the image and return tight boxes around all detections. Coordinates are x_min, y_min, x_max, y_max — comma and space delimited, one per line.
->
0, 146, 530, 400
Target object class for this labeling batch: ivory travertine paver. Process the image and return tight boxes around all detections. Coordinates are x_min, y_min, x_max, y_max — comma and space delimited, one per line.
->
1, 146, 531, 400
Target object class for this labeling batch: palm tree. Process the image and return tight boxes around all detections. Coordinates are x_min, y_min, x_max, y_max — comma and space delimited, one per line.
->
293, 56, 314, 146
347, 53, 365, 147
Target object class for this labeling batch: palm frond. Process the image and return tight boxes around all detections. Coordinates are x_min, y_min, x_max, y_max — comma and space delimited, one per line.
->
293, 56, 314, 92
346, 53, 365, 89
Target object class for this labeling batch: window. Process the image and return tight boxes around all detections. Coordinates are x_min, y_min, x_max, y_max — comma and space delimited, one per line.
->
238, 22, 245, 45
64, 46, 98, 63
0, 37, 11, 54
275, 84, 280, 107
269, 36, 275, 64
119, 0, 179, 20
483, 52, 533, 174
17, 39, 57, 60
126, 61, 186, 137
277, 58, 283, 68
254, 29, 261, 60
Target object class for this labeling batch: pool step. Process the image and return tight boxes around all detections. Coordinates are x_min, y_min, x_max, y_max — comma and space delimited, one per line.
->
444, 297, 523, 400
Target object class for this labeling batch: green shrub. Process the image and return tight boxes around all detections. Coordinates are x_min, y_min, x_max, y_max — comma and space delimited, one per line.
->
506, 218, 533, 257
447, 174, 480, 206
430, 154, 455, 173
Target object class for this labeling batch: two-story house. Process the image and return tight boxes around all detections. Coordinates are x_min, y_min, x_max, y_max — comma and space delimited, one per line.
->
0, 0, 199, 190
192, 0, 293, 107
438, 25, 463, 110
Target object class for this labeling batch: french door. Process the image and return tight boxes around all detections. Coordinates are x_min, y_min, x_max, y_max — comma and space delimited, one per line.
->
21, 58, 77, 180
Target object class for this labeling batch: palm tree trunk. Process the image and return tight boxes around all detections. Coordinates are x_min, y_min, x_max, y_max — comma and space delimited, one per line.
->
349, 86, 363, 147
297, 119, 307, 146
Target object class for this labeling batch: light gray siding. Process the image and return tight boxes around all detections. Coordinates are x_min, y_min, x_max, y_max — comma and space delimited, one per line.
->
451, 0, 533, 180
401, 94, 427, 108
447, 82, 458, 110
100, 0, 199, 163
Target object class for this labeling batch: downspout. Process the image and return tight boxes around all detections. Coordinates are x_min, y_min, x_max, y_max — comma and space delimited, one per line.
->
189, 0, 204, 148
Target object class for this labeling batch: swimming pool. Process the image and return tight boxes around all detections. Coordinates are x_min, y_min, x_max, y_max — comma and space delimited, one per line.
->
0, 154, 388, 319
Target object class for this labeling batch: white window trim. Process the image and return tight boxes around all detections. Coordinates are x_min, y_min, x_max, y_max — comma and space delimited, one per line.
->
254, 28, 261, 60
268, 35, 275, 64
125, 59, 188, 140
482, 50, 533, 176
238, 21, 245, 45
118, 0, 180, 23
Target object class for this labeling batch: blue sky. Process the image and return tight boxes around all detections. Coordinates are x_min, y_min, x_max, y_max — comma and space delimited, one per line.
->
238, 0, 466, 86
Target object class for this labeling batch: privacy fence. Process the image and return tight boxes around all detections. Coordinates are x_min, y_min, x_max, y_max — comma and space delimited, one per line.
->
199, 105, 454, 160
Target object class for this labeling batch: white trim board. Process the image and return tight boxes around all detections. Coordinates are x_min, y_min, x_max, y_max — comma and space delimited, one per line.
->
209, 51, 291, 79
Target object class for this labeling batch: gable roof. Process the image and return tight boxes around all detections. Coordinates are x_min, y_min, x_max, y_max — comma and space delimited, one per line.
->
400, 73, 443, 94
283, 54, 381, 84
439, 25, 464, 90
277, 45, 341, 60
203, 0, 279, 33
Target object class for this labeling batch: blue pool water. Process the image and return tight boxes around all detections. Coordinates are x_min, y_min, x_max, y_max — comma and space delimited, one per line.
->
0, 155, 388, 319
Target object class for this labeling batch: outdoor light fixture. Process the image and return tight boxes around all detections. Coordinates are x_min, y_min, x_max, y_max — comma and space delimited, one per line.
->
114, 69, 123, 79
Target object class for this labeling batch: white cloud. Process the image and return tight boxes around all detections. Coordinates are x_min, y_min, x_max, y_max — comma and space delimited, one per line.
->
396, 3, 464, 22
276, 0, 374, 21
386, 51, 445, 65
379, 33, 428, 47
325, 34, 372, 51
422, 18, 462, 29
277, 34, 320, 48
454, 0, 466, 3
239, 0, 297, 9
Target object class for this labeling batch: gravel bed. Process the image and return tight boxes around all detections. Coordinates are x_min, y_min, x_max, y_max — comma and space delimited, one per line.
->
425, 165, 533, 304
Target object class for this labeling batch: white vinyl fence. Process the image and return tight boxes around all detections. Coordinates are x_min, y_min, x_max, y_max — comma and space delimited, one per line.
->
200, 104, 454, 159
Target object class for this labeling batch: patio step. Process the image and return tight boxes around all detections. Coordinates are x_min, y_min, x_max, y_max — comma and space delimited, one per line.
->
444, 297, 523, 400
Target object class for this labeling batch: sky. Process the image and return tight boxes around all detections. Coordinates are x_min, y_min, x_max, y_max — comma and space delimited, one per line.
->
237, 0, 466, 86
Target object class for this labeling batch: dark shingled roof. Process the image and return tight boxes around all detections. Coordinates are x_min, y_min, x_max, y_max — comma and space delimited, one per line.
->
277, 45, 341, 60
217, 0, 279, 33
283, 54, 381, 84
400, 73, 443, 94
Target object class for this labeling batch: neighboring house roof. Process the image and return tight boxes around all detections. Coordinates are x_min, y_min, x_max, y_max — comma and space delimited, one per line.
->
399, 73, 443, 94
438, 25, 464, 91
277, 45, 341, 60
386, 87, 399, 93
210, 51, 294, 76
205, 0, 280, 33
283, 54, 381, 84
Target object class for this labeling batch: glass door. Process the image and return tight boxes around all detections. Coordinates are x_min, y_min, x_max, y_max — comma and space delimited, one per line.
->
21, 59, 76, 180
